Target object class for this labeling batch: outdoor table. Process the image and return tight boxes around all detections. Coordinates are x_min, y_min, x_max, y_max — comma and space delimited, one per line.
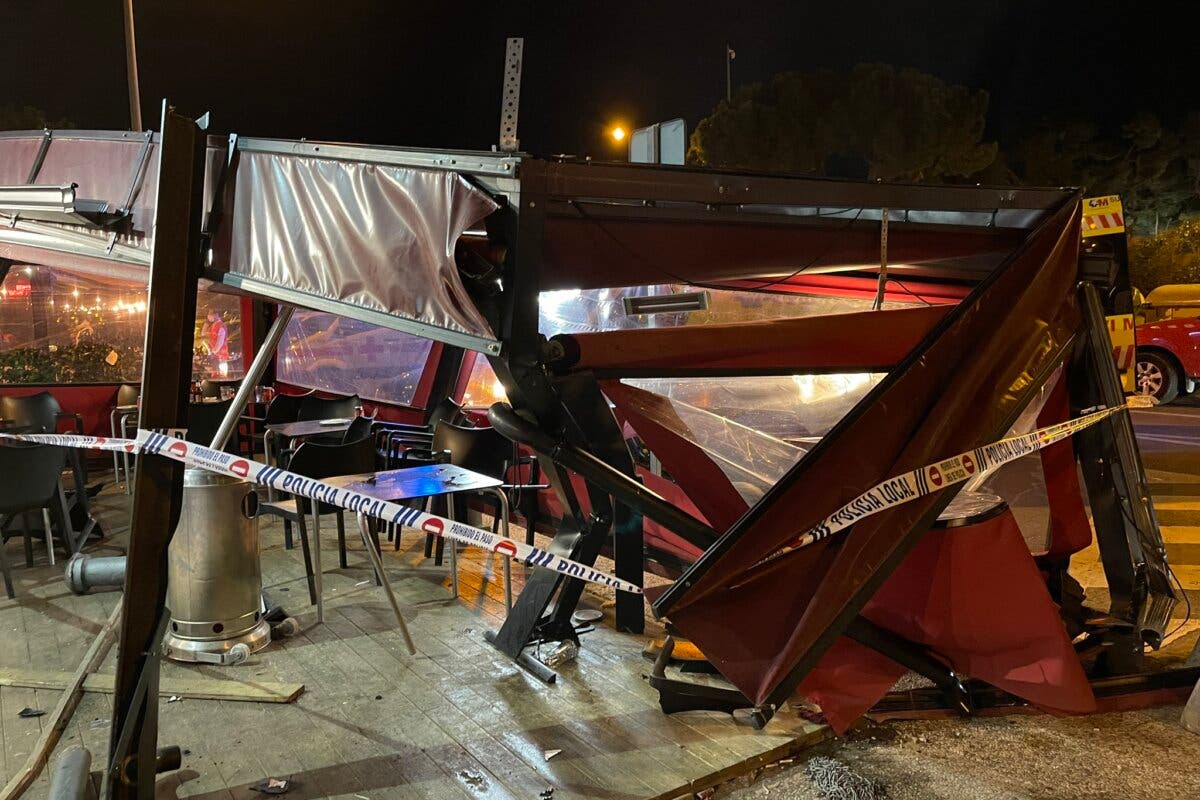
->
321, 463, 511, 630
266, 418, 354, 439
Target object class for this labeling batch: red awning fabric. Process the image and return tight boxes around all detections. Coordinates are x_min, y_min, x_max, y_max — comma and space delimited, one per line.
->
658, 197, 1085, 708
797, 508, 1096, 733
567, 305, 951, 375
541, 215, 1024, 291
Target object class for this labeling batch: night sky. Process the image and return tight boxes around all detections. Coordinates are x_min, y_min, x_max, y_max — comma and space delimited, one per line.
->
11, 1, 1200, 157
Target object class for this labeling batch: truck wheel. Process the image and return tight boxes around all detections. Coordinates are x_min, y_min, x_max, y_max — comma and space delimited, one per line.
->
1135, 351, 1180, 404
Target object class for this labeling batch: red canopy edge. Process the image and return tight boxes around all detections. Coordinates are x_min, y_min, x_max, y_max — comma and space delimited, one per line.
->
658, 195, 1084, 707
564, 305, 951, 375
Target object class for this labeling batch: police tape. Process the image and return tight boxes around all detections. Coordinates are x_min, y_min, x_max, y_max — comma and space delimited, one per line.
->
0, 428, 643, 595
787, 398, 1149, 553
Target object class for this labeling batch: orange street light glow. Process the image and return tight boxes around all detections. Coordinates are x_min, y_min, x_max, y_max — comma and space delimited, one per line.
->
610, 126, 627, 142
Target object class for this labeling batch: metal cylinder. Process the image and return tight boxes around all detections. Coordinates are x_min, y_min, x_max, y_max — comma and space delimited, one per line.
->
65, 554, 127, 594
164, 468, 269, 663
48, 746, 91, 800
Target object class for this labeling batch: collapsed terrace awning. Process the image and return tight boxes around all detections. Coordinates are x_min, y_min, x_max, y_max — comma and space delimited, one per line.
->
0, 130, 504, 354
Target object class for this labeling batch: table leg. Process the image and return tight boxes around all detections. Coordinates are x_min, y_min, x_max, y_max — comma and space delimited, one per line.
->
355, 513, 416, 655
264, 431, 276, 502
311, 505, 324, 623
110, 409, 122, 489
446, 493, 458, 600
488, 487, 513, 611
40, 508, 55, 567
120, 411, 136, 491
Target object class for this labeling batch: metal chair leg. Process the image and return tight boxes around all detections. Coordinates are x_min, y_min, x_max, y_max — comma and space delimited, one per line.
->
446, 492, 458, 600
0, 533, 13, 598
487, 487, 513, 611
41, 508, 56, 567
311, 507, 324, 623
294, 515, 317, 605
110, 408, 122, 487
335, 511, 348, 569
21, 512, 33, 567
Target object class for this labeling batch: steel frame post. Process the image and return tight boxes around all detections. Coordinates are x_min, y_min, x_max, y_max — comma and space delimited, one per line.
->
104, 104, 207, 800
1068, 282, 1175, 667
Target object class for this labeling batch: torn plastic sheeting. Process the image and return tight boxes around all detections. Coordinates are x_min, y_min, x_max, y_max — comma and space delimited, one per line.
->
626, 374, 885, 442
657, 197, 1086, 708
606, 380, 804, 505
216, 150, 499, 345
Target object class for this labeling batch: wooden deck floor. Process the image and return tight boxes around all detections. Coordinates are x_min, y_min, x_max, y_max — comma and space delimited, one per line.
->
0, 482, 825, 800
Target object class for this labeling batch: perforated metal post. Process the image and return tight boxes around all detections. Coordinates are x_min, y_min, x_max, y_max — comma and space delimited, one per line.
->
498, 38, 523, 153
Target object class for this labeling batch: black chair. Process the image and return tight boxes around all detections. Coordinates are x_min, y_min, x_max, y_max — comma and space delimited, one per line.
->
298, 394, 359, 422
254, 391, 310, 464
295, 394, 360, 448
420, 422, 544, 561
427, 396, 469, 429
1, 391, 61, 433
259, 436, 378, 600
186, 399, 237, 452
0, 443, 75, 597
342, 415, 375, 445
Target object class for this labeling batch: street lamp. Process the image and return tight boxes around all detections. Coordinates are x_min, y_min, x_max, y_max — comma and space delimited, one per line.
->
610, 126, 627, 142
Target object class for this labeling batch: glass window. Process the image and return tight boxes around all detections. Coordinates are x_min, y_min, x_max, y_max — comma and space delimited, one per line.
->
277, 310, 433, 405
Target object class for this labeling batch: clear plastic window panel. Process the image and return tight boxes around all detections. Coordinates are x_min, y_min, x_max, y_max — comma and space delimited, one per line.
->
537, 284, 897, 336
0, 265, 243, 384
277, 309, 433, 405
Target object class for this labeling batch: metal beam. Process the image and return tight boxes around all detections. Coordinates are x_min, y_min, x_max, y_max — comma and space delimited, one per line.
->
104, 104, 207, 800
216, 273, 502, 356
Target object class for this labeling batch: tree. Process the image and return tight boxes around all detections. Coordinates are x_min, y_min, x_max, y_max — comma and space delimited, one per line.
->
0, 104, 71, 131
1008, 112, 1200, 235
1129, 217, 1200, 292
688, 63, 998, 182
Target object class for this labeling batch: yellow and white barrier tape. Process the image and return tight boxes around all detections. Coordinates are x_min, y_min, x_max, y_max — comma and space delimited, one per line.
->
0, 428, 643, 595
787, 397, 1150, 553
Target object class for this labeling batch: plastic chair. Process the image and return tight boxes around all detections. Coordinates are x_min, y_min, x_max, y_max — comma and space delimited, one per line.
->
259, 436, 378, 600
342, 415, 375, 445
1, 391, 61, 432
423, 422, 544, 560
186, 399, 237, 452
111, 384, 140, 491
0, 443, 75, 596
298, 394, 359, 422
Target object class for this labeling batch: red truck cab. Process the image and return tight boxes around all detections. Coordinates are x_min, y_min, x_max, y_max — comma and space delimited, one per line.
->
1135, 284, 1200, 403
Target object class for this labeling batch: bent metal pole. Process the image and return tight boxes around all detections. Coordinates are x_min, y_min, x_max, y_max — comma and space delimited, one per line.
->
209, 305, 295, 452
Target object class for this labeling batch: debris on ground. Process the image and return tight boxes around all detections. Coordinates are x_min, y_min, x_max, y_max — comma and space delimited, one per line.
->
249, 778, 291, 795
166, 695, 182, 703
543, 749, 562, 761
16, 707, 45, 718
805, 756, 887, 800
